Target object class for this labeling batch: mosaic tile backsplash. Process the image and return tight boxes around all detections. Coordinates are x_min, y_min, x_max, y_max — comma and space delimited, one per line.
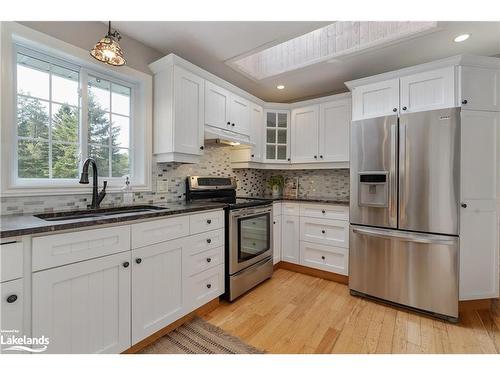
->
0, 144, 349, 215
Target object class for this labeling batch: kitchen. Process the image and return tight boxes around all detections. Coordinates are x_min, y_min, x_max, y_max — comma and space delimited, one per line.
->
1, 6, 500, 370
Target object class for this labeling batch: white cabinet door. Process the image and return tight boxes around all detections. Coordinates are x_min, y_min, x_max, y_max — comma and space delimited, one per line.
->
131, 238, 185, 344
351, 78, 399, 120
32, 252, 131, 354
173, 66, 205, 155
1, 278, 24, 353
318, 99, 350, 162
264, 110, 290, 163
205, 81, 231, 129
250, 103, 264, 162
230, 94, 250, 136
461, 66, 500, 111
291, 105, 319, 163
281, 215, 300, 264
273, 215, 282, 265
300, 241, 348, 275
400, 66, 455, 113
299, 217, 349, 248
460, 110, 500, 300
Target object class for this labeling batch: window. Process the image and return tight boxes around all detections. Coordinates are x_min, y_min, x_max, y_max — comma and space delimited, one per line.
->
15, 46, 133, 181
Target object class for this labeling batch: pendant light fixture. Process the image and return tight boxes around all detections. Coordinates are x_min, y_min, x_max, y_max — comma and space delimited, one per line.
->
90, 21, 126, 66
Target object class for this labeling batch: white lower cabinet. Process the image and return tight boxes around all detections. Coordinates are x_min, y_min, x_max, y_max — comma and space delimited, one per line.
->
299, 217, 349, 248
186, 264, 224, 311
131, 238, 185, 345
273, 215, 282, 265
32, 252, 131, 354
281, 215, 300, 264
1, 278, 24, 354
300, 241, 348, 275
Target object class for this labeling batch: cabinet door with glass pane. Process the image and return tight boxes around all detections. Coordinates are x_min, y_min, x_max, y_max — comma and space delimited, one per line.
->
264, 110, 290, 163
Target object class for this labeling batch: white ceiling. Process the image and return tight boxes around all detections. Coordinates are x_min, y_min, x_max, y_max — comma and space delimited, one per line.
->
114, 21, 500, 102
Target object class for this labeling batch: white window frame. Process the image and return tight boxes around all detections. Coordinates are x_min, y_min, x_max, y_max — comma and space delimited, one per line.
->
1, 22, 152, 196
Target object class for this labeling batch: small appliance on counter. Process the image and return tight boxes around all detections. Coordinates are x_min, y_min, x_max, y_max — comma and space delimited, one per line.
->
186, 176, 273, 301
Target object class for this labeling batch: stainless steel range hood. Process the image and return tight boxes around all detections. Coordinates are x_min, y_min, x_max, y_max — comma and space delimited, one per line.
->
204, 125, 255, 147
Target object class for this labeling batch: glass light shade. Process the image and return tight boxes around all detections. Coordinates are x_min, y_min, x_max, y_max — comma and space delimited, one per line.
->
90, 36, 126, 66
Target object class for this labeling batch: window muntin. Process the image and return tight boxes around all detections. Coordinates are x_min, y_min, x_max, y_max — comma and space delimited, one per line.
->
15, 48, 133, 182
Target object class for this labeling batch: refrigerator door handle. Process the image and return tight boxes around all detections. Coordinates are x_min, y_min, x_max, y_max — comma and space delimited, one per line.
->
399, 122, 407, 223
390, 123, 397, 225
351, 226, 457, 246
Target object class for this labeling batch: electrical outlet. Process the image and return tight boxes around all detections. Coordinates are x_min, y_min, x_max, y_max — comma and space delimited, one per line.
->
156, 180, 168, 193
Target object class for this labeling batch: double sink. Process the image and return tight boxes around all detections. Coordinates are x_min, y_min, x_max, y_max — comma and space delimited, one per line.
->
35, 205, 166, 222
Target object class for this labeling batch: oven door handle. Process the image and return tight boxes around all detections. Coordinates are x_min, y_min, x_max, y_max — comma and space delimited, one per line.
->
231, 207, 272, 219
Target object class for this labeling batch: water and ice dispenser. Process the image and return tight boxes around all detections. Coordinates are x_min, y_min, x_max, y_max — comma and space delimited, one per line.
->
358, 172, 389, 208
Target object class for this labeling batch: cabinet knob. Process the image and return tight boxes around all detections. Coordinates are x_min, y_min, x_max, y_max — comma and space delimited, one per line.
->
200, 145, 204, 150
206, 219, 212, 224
206, 238, 212, 244
322, 210, 326, 214
321, 256, 326, 260
287, 158, 291, 162
227, 122, 230, 125
402, 106, 407, 111
320, 155, 323, 159
206, 258, 212, 263
231, 123, 235, 127
273, 221, 276, 224
251, 154, 255, 158
321, 230, 326, 234
314, 155, 317, 159
393, 108, 398, 112
206, 283, 212, 289
123, 261, 130, 268
135, 258, 142, 264
462, 99, 468, 105
6, 294, 18, 304
461, 203, 467, 208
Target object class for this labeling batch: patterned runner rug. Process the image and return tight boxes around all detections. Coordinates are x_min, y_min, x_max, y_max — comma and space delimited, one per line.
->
139, 317, 264, 354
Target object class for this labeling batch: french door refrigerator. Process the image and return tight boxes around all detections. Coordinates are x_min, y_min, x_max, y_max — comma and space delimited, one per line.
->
349, 107, 460, 321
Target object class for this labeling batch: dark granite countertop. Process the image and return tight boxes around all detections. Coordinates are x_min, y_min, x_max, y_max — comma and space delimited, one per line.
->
239, 195, 350, 205
0, 202, 227, 239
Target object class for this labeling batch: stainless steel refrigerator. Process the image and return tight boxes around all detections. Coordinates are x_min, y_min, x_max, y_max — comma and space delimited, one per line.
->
349, 107, 460, 321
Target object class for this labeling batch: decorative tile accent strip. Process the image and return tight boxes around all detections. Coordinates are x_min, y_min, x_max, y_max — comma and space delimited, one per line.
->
0, 144, 349, 215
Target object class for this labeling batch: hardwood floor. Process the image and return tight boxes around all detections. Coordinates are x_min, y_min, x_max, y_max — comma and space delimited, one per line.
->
204, 269, 500, 354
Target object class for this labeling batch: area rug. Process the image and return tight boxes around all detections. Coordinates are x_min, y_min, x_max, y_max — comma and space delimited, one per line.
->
139, 317, 264, 354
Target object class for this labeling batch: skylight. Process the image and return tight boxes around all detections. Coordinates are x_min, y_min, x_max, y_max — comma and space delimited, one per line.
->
228, 21, 438, 80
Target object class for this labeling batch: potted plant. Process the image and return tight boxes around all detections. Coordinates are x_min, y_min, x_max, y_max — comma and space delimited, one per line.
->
267, 175, 284, 198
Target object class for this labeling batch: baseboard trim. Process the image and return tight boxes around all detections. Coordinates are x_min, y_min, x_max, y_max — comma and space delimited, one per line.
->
276, 261, 349, 285
458, 298, 493, 312
123, 298, 220, 354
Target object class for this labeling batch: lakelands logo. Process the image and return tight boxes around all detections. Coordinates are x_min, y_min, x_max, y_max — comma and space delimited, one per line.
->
1, 329, 49, 353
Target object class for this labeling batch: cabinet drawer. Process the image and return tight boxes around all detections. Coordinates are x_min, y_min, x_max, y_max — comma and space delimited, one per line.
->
185, 246, 224, 277
300, 241, 348, 275
131, 215, 189, 249
190, 210, 224, 234
186, 264, 224, 310
273, 202, 282, 217
185, 229, 224, 255
282, 202, 300, 216
0, 242, 23, 282
0, 278, 24, 353
32, 226, 131, 271
300, 203, 349, 221
300, 217, 349, 248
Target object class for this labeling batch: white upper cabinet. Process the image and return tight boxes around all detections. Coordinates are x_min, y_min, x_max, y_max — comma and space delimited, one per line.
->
205, 81, 231, 130
318, 98, 351, 162
459, 110, 500, 300
291, 105, 319, 163
150, 63, 205, 163
399, 66, 456, 113
265, 110, 290, 163
205, 81, 250, 136
460, 66, 500, 111
351, 78, 399, 121
249, 103, 264, 161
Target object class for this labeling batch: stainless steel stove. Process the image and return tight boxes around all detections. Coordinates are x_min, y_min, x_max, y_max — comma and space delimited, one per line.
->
186, 176, 274, 301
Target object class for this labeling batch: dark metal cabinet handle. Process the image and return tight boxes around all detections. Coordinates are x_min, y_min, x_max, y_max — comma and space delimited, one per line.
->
462, 99, 468, 105
6, 295, 18, 304
200, 145, 204, 150
251, 154, 255, 158
206, 283, 212, 289
461, 203, 467, 208
321, 256, 326, 260
123, 262, 130, 268
135, 258, 142, 264
320, 155, 323, 158
314, 155, 317, 159
321, 230, 326, 234
287, 158, 291, 161
273, 221, 276, 224
206, 219, 212, 224
232, 123, 235, 127
402, 106, 407, 111
227, 121, 230, 125
393, 108, 398, 112
322, 210, 326, 214
206, 238, 212, 244
206, 258, 212, 263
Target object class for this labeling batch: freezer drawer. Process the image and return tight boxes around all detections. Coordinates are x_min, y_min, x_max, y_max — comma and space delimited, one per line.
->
349, 225, 459, 319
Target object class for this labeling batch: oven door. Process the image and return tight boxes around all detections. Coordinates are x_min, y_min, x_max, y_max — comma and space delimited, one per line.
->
229, 205, 273, 275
